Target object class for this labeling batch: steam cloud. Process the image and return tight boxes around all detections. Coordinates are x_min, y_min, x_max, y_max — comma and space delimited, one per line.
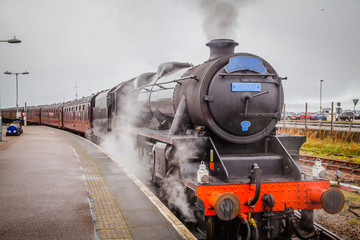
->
97, 81, 197, 223
160, 140, 205, 223
195, 0, 252, 40
99, 86, 143, 174
161, 171, 196, 223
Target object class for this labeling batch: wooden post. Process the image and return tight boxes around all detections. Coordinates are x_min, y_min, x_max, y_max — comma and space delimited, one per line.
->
305, 102, 308, 131
283, 103, 286, 129
331, 102, 334, 132
0, 116, 2, 142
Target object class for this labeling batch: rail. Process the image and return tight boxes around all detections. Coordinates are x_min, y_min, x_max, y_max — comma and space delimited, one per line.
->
299, 154, 360, 175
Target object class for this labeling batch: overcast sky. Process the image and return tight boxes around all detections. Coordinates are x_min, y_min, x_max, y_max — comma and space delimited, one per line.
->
1, 0, 359, 112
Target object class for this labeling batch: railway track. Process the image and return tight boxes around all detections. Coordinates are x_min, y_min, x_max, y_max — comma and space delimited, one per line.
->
301, 148, 359, 159
299, 154, 360, 175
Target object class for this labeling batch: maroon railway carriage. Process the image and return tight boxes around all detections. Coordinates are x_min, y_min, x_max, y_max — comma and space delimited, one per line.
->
63, 96, 94, 135
0, 108, 17, 122
0, 107, 24, 123
26, 106, 41, 124
41, 103, 64, 128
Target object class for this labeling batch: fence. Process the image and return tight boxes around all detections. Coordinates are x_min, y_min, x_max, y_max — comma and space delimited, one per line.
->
277, 120, 360, 132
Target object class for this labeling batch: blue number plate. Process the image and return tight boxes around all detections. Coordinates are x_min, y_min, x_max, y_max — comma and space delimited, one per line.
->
231, 83, 261, 92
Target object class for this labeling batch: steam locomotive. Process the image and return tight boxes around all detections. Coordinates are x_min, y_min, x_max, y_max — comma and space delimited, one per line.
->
121, 39, 345, 239
1, 39, 344, 239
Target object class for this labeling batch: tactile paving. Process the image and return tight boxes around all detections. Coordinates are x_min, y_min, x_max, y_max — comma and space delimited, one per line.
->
65, 136, 133, 240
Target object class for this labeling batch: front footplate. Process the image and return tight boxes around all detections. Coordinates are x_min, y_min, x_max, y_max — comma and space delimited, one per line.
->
196, 180, 344, 218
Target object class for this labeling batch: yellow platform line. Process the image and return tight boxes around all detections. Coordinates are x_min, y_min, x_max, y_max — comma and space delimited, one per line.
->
65, 135, 133, 240
81, 139, 197, 240
59, 129, 196, 240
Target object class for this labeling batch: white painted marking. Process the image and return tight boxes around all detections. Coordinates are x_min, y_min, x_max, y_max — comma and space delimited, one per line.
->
72, 146, 100, 240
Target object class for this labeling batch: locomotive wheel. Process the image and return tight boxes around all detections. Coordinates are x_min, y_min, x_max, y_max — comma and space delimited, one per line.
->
279, 217, 293, 239
165, 164, 177, 178
206, 216, 215, 240
299, 209, 314, 232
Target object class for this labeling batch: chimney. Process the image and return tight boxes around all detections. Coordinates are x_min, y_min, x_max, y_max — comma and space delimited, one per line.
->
206, 39, 239, 60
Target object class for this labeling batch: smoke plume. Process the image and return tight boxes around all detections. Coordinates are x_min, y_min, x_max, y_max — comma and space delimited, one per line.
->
196, 0, 252, 40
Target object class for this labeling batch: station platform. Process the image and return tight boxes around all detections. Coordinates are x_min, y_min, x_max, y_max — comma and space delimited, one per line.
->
0, 125, 195, 240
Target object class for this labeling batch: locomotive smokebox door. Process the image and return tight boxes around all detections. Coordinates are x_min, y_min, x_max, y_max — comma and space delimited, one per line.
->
206, 55, 282, 144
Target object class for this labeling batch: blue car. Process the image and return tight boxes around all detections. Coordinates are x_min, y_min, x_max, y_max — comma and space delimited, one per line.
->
6, 119, 23, 136
310, 113, 327, 121
319, 114, 327, 120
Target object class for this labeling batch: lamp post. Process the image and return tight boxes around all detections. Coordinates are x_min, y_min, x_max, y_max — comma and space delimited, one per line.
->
1, 36, 21, 142
320, 80, 324, 114
4, 71, 30, 118
0, 36, 21, 44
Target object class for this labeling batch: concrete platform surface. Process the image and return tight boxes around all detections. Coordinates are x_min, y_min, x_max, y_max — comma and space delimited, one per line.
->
0, 126, 194, 240
0, 125, 94, 239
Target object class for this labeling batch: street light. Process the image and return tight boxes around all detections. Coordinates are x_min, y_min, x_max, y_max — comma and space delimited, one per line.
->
4, 71, 30, 118
320, 80, 324, 114
0, 36, 21, 44
1, 36, 21, 142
